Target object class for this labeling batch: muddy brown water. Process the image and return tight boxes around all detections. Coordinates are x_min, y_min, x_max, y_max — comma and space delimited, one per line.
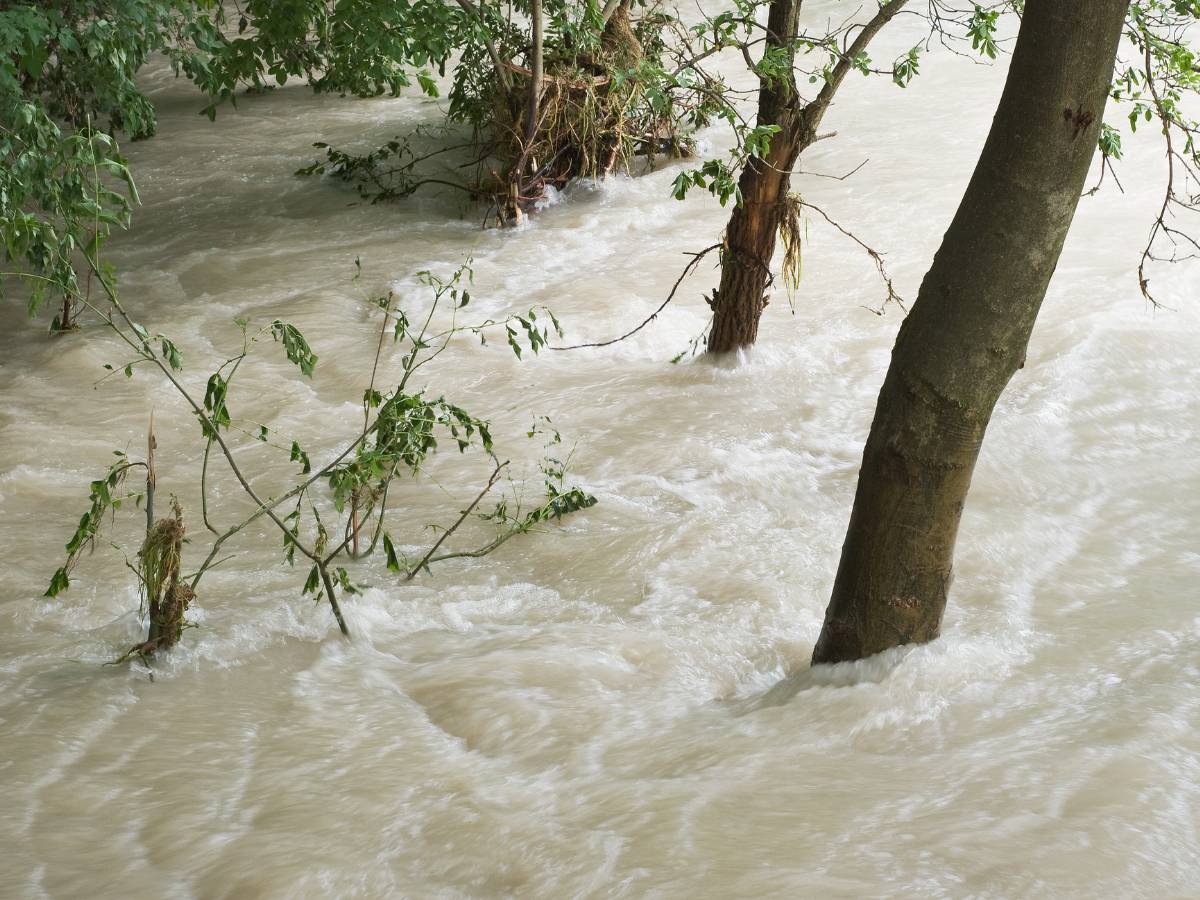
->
2, 6, 1199, 897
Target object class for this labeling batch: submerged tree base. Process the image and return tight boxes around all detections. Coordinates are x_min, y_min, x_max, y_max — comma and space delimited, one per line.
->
299, 3, 696, 228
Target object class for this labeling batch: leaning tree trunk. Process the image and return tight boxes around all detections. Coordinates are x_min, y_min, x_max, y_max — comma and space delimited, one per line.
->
811, 0, 1131, 665
707, 0, 908, 353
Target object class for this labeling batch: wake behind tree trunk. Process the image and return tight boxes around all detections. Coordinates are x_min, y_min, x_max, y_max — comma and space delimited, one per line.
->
811, 0, 1131, 664
707, 0, 909, 354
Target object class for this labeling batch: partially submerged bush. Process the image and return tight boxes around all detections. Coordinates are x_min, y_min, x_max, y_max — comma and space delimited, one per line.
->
45, 221, 595, 658
286, 0, 735, 224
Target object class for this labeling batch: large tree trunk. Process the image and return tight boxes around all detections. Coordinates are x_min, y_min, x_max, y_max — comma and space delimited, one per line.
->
811, 0, 1131, 665
707, 0, 908, 354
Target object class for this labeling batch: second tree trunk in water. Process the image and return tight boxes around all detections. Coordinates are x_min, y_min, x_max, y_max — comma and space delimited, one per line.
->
706, 0, 910, 353
706, 0, 804, 354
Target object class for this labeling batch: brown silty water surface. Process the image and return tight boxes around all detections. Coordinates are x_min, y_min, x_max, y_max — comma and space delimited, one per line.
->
2, 4, 1199, 897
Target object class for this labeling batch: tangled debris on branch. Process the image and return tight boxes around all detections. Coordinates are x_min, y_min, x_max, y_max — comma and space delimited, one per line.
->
114, 500, 194, 664
299, 2, 699, 228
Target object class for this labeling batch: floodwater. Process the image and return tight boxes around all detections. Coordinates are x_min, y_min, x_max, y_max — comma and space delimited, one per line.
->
2, 5, 1199, 898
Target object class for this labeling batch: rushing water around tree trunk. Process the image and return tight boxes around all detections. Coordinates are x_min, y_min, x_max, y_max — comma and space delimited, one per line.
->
2, 5, 1199, 896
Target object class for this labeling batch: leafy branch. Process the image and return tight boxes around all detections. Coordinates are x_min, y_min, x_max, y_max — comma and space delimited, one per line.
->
37, 126, 594, 653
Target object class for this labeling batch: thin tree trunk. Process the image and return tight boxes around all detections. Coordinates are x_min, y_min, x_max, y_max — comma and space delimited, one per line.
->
525, 0, 544, 152
812, 0, 1130, 665
145, 413, 156, 536
502, 0, 544, 226
319, 563, 351, 638
706, 0, 801, 353
707, 0, 908, 353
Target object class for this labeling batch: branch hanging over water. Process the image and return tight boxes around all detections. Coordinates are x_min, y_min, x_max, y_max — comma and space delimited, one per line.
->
551, 244, 722, 350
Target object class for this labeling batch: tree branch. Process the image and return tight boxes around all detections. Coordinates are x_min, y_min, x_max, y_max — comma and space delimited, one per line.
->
402, 460, 508, 579
454, 0, 513, 92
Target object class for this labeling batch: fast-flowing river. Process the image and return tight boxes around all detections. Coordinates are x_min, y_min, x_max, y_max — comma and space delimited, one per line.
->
2, 5, 1199, 897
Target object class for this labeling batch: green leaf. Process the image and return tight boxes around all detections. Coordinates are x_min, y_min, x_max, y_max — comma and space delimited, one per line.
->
271, 321, 318, 376
159, 335, 183, 371
417, 71, 439, 97
302, 564, 320, 595
336, 567, 360, 594
45, 567, 70, 597
1099, 123, 1124, 159
383, 532, 401, 572
203, 373, 232, 433
290, 440, 312, 474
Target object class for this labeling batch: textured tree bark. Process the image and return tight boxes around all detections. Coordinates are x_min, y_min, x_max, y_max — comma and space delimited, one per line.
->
705, 0, 803, 353
707, 0, 908, 354
811, 0, 1131, 665
706, 155, 798, 352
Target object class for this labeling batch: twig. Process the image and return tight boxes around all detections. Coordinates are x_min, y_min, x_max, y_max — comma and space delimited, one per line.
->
799, 158, 870, 182
403, 461, 508, 580
145, 412, 156, 535
1135, 40, 1197, 309
799, 199, 905, 313
552, 244, 723, 350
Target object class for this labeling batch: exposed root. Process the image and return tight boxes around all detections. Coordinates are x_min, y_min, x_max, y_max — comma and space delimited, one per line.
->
779, 193, 805, 301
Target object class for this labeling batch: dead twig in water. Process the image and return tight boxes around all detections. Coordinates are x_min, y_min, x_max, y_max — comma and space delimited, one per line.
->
552, 244, 722, 350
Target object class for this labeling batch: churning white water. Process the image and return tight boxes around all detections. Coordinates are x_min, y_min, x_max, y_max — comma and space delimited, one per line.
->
2, 4, 1199, 897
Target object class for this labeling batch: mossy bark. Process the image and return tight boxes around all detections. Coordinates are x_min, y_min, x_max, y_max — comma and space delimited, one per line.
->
812, 0, 1131, 665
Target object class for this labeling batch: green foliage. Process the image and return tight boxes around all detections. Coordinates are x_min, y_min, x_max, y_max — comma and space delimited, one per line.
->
0, 1, 214, 139
290, 441, 312, 475
528, 427, 599, 523
184, 0, 468, 115
45, 451, 144, 597
1102, 1, 1200, 301
967, 6, 1001, 59
159, 335, 184, 370
282, 1, 727, 213
482, 418, 597, 534
0, 1, 218, 321
1116, 2, 1200, 134
671, 159, 740, 206
47, 241, 595, 642
892, 47, 922, 88
271, 321, 318, 376
0, 107, 136, 320
1099, 123, 1124, 160
202, 372, 231, 435
668, 0, 1020, 209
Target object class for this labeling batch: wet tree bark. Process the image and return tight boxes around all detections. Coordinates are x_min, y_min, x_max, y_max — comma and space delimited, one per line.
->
707, 0, 908, 353
811, 0, 1131, 665
705, 0, 803, 353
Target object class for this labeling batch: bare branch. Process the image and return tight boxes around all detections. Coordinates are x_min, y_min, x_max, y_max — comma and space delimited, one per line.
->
799, 199, 905, 313
402, 461, 508, 580
552, 244, 723, 350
